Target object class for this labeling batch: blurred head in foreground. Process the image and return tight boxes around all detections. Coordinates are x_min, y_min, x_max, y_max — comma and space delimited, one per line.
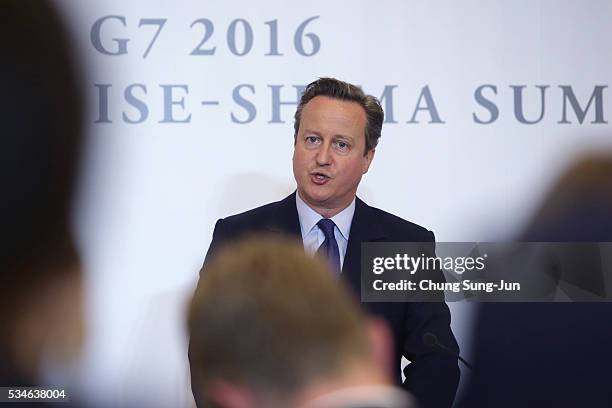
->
0, 0, 84, 383
189, 237, 406, 408
522, 155, 612, 241
460, 154, 612, 408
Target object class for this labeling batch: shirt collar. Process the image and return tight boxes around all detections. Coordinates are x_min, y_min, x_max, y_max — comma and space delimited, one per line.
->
295, 192, 355, 241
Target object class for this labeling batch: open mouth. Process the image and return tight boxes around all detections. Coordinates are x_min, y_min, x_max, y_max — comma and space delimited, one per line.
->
310, 172, 331, 185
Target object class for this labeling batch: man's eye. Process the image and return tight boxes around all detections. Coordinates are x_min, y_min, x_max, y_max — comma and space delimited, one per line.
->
335, 141, 349, 151
305, 136, 319, 144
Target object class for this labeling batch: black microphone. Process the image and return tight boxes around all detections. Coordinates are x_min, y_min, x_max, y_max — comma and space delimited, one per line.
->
423, 332, 473, 370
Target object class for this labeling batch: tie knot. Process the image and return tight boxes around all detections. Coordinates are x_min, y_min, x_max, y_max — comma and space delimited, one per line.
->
317, 218, 336, 238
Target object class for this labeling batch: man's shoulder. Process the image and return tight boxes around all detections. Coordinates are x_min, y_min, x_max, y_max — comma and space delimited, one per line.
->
362, 201, 434, 242
217, 194, 294, 232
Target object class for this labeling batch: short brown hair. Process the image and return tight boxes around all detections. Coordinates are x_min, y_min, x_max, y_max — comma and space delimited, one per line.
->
188, 236, 369, 404
293, 77, 384, 155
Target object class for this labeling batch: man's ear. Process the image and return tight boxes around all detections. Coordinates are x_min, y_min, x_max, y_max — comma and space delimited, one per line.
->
362, 148, 375, 174
365, 317, 394, 377
205, 380, 258, 408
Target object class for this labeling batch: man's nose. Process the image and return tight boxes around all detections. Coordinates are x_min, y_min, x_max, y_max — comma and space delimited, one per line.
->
315, 143, 332, 166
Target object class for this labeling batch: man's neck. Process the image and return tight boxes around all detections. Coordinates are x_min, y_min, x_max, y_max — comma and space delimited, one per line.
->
297, 191, 354, 219
292, 360, 392, 408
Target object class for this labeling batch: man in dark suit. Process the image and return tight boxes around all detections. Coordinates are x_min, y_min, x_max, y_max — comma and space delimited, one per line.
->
192, 78, 459, 408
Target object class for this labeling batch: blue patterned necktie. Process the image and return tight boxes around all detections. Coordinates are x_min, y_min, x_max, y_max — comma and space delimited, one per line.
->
316, 218, 341, 277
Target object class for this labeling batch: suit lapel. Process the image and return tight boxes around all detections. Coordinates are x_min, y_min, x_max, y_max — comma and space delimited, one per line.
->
265, 193, 384, 295
263, 192, 302, 237
343, 197, 386, 293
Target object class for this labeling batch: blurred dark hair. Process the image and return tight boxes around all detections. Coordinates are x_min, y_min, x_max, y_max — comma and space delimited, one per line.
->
523, 156, 612, 241
460, 155, 612, 408
0, 0, 84, 333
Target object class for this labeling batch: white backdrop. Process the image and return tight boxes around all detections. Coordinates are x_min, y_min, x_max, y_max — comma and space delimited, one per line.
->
51, 1, 612, 406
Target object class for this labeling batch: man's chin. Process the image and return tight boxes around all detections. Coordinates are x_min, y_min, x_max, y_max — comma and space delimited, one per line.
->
300, 189, 332, 208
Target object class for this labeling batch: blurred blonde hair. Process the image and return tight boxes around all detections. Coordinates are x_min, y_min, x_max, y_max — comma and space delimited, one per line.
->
189, 235, 370, 402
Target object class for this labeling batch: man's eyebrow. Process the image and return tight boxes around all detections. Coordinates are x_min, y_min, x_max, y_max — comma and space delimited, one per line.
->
302, 130, 355, 142
333, 134, 355, 142
302, 129, 322, 136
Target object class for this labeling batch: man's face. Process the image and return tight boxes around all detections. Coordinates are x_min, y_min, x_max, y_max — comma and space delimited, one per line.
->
292, 95, 375, 216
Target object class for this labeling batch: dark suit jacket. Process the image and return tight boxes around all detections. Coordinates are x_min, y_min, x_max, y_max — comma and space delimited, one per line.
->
195, 192, 460, 408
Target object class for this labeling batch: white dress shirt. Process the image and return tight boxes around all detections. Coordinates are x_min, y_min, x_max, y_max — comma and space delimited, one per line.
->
295, 192, 355, 270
